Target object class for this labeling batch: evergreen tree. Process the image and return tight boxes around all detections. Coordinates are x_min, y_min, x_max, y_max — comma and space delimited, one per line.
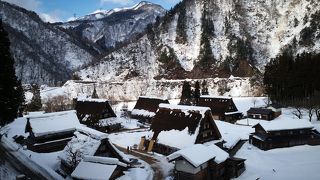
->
0, 19, 25, 126
92, 85, 99, 98
264, 52, 320, 107
201, 80, 209, 95
194, 81, 201, 105
180, 81, 193, 105
27, 84, 42, 111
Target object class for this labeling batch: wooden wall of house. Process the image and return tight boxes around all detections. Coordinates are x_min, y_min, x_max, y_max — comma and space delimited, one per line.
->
28, 137, 72, 153
144, 139, 179, 156
250, 132, 320, 150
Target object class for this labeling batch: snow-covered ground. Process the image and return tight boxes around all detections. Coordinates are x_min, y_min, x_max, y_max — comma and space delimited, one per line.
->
3, 96, 320, 179
0, 113, 151, 179
236, 143, 320, 180
108, 97, 320, 179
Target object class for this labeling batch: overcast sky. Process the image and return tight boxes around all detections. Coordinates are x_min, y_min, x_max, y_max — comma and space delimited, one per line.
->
3, 0, 181, 22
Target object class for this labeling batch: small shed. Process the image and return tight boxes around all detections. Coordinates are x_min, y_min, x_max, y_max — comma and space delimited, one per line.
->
71, 156, 127, 180
25, 110, 80, 152
197, 96, 242, 123
75, 98, 116, 123
131, 96, 169, 123
247, 108, 274, 120
250, 119, 320, 150
143, 104, 222, 155
167, 144, 245, 180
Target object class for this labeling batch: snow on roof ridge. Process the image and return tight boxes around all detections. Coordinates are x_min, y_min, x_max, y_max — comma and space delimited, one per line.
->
76, 126, 108, 140
167, 144, 229, 167
131, 109, 156, 117
138, 96, 168, 101
200, 95, 233, 99
77, 97, 109, 102
83, 156, 127, 167
158, 103, 210, 112
26, 110, 77, 119
257, 119, 314, 132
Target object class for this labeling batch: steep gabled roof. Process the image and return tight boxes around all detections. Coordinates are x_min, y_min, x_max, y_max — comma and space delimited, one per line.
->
198, 96, 239, 115
150, 104, 221, 149
26, 110, 80, 137
167, 144, 229, 167
131, 96, 169, 118
75, 98, 116, 121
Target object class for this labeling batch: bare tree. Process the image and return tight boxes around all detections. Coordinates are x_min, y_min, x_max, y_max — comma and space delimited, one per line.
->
65, 145, 83, 170
306, 104, 315, 122
292, 106, 303, 119
252, 98, 258, 107
263, 96, 271, 106
315, 107, 320, 121
44, 95, 72, 112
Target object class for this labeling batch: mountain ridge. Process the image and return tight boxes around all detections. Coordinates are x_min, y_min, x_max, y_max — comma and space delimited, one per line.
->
78, 0, 320, 82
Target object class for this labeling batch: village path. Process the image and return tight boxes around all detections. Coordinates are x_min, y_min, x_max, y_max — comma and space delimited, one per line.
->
115, 145, 165, 180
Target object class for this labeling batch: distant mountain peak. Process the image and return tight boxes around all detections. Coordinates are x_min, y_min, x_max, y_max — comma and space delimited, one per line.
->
73, 1, 162, 22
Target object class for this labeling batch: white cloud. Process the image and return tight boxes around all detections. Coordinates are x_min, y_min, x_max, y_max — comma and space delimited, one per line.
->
100, 0, 134, 6
3, 0, 63, 23
3, 0, 41, 11
39, 13, 61, 23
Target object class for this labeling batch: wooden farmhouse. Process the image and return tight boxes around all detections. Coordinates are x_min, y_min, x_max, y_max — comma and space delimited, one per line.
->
59, 128, 131, 175
247, 108, 274, 120
24, 110, 81, 153
131, 96, 170, 123
71, 156, 127, 180
197, 96, 242, 123
167, 144, 246, 180
75, 98, 118, 131
247, 104, 282, 121
249, 119, 320, 150
140, 104, 222, 155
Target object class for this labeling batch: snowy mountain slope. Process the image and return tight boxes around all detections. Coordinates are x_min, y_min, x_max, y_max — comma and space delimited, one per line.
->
78, 0, 320, 82
55, 76, 262, 102
57, 1, 166, 50
0, 1, 99, 85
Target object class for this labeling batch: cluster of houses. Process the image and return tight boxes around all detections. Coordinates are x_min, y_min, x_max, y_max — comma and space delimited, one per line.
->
16, 95, 320, 180
130, 95, 320, 179
21, 110, 136, 179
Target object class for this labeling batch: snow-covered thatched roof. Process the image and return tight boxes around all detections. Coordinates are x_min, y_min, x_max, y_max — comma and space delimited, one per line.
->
150, 104, 221, 149
254, 119, 314, 132
71, 156, 126, 180
167, 144, 229, 167
131, 96, 169, 118
26, 110, 80, 137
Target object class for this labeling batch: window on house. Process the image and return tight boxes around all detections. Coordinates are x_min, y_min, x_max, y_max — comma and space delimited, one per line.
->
203, 132, 208, 138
